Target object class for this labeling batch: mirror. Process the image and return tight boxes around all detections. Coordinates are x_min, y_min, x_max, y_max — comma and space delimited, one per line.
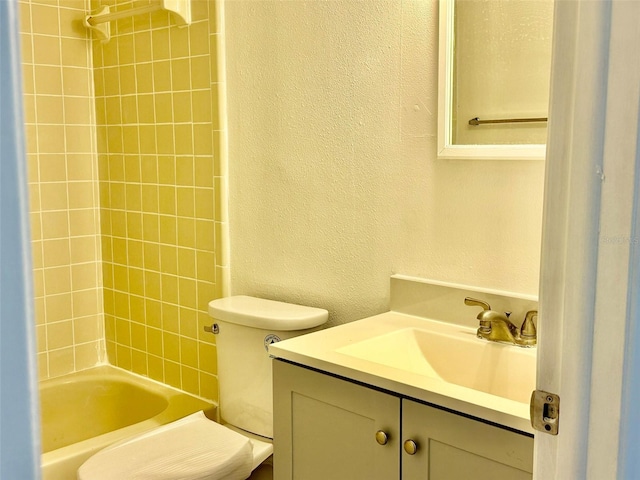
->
438, 0, 554, 160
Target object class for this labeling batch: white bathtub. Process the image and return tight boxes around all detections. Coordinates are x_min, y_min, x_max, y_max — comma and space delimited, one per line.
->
40, 365, 215, 480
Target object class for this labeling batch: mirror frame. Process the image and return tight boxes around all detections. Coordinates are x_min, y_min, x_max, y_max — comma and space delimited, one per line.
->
437, 0, 547, 161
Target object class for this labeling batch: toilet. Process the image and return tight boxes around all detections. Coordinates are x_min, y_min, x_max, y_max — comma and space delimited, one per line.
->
78, 295, 328, 480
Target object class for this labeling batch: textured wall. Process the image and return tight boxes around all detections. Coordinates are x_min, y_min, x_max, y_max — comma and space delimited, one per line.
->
93, 0, 223, 400
225, 0, 545, 327
21, 0, 105, 379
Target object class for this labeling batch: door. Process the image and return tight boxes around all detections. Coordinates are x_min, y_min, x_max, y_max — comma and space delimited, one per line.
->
537, 0, 640, 478
273, 360, 400, 480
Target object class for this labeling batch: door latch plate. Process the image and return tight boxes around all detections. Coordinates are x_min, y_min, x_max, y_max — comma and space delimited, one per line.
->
530, 389, 559, 435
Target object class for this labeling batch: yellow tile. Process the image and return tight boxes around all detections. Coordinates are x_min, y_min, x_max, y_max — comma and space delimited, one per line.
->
35, 297, 46, 326
177, 217, 195, 248
121, 96, 138, 124
112, 237, 127, 265
145, 270, 161, 300
198, 342, 217, 374
19, 2, 31, 34
123, 125, 140, 153
68, 182, 95, 209
22, 94, 36, 124
64, 96, 92, 125
74, 316, 102, 344
163, 332, 180, 362
142, 213, 159, 242
138, 125, 157, 154
31, 4, 60, 36
199, 372, 218, 401
75, 342, 101, 371
128, 239, 144, 268
162, 303, 179, 332
66, 125, 92, 154
164, 360, 181, 389
69, 209, 97, 236
72, 289, 99, 317
48, 347, 75, 377
41, 211, 69, 239
154, 93, 173, 123
210, 89, 220, 130
189, 22, 209, 56
108, 155, 125, 182
67, 154, 94, 182
114, 291, 130, 319
129, 294, 145, 323
141, 184, 159, 212
148, 326, 163, 355
158, 156, 175, 185
195, 251, 215, 283
61, 38, 88, 67
193, 124, 213, 155
105, 96, 122, 124
194, 157, 213, 187
120, 65, 136, 95
33, 34, 61, 65
59, 7, 88, 38
174, 124, 193, 155
141, 156, 158, 183
36, 95, 64, 124
194, 188, 214, 220
39, 154, 66, 183
45, 293, 72, 323
196, 281, 215, 312
178, 277, 196, 309
118, 33, 135, 65
148, 354, 164, 382
102, 262, 114, 290
136, 62, 153, 94
171, 58, 191, 91
115, 344, 132, 370
176, 187, 194, 217
156, 126, 175, 155
160, 244, 178, 274
173, 91, 192, 123
103, 66, 120, 96
125, 183, 142, 212
127, 212, 143, 240
71, 263, 99, 290
179, 336, 197, 368
181, 366, 199, 396
137, 96, 155, 124
191, 90, 212, 123
131, 322, 146, 351
153, 60, 171, 92
143, 241, 160, 271
209, 37, 219, 83
179, 307, 197, 337
169, 158, 191, 190
36, 124, 65, 154
70, 236, 98, 263
40, 183, 68, 211
32, 241, 44, 270
110, 182, 125, 210
192, 0, 210, 23
62, 67, 90, 96
191, 56, 210, 89
158, 186, 176, 215
115, 317, 131, 346
113, 264, 129, 292
44, 265, 71, 296
111, 209, 127, 237
43, 238, 71, 268
177, 247, 196, 278
103, 296, 115, 324
129, 267, 144, 296
134, 31, 152, 63
140, 296, 157, 328
161, 274, 179, 305
151, 28, 170, 61
159, 215, 177, 244
22, 65, 35, 96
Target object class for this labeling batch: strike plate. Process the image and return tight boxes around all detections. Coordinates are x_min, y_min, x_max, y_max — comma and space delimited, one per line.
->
530, 390, 559, 435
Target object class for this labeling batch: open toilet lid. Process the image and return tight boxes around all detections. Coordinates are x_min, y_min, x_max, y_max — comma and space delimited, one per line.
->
78, 411, 254, 480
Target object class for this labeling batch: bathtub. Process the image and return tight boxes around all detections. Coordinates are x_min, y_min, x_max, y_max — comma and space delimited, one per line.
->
40, 365, 215, 480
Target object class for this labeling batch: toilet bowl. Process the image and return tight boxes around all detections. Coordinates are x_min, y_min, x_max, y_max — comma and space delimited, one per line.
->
77, 296, 328, 479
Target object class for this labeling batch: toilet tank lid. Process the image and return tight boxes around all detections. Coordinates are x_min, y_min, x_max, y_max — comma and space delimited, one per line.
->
208, 296, 328, 330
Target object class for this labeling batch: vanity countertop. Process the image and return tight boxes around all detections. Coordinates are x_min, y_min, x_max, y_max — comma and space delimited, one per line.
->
269, 310, 536, 435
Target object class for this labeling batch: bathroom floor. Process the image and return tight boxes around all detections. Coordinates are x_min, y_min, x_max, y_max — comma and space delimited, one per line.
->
249, 463, 273, 479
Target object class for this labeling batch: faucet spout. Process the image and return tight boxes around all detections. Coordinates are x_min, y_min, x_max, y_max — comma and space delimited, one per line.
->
464, 297, 537, 348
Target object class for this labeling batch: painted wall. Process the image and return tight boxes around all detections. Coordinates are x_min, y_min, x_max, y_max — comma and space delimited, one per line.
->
92, 0, 223, 400
225, 0, 545, 327
20, 0, 105, 379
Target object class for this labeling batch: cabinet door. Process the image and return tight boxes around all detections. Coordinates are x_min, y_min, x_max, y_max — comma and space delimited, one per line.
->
273, 360, 401, 480
401, 399, 533, 480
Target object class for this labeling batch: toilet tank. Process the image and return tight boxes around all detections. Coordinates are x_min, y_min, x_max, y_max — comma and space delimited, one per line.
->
208, 296, 328, 439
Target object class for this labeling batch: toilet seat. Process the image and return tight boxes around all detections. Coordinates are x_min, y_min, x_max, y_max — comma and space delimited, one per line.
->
78, 412, 256, 480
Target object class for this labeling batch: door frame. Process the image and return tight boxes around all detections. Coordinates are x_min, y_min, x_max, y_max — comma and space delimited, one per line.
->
535, 0, 640, 478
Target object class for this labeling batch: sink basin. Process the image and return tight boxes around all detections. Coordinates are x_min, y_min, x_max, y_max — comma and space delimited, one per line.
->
336, 327, 535, 404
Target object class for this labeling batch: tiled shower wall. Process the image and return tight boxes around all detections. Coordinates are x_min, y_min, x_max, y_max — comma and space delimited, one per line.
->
92, 0, 222, 400
21, 0, 224, 401
20, 0, 105, 379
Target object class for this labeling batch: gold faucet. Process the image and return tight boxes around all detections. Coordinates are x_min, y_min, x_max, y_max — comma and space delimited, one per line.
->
464, 297, 537, 348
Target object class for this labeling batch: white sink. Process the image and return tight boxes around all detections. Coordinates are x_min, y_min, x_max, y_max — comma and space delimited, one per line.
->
336, 327, 536, 404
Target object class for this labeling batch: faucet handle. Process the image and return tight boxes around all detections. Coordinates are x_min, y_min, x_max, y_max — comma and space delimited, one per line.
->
520, 310, 538, 338
464, 297, 491, 311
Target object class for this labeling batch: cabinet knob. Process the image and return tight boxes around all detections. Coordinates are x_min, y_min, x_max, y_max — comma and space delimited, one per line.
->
375, 430, 389, 445
403, 439, 418, 455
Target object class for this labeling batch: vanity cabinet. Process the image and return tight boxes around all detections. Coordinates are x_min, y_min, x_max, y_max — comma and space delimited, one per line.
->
273, 359, 533, 480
